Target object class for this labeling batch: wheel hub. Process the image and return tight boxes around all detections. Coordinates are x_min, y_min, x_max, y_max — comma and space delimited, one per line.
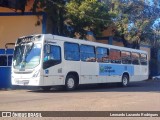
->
123, 77, 128, 86
67, 78, 75, 88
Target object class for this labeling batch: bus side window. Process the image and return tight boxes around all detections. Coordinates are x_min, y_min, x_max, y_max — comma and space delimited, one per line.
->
96, 47, 109, 63
64, 42, 80, 61
121, 51, 131, 64
0, 55, 7, 66
140, 53, 147, 65
80, 45, 96, 62
50, 46, 61, 60
131, 52, 140, 65
109, 49, 121, 64
43, 45, 61, 69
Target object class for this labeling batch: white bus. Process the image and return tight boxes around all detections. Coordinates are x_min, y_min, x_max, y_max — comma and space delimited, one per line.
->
11, 34, 148, 90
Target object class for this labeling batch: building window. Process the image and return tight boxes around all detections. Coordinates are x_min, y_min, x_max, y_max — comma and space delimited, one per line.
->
0, 55, 7, 66
8, 55, 13, 66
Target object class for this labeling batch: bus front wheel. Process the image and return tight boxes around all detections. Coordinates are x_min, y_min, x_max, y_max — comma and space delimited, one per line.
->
65, 75, 77, 91
121, 74, 129, 87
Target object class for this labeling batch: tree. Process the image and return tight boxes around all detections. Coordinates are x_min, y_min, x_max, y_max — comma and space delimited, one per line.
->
65, 0, 115, 38
105, 0, 160, 48
32, 0, 67, 35
32, 0, 115, 39
24, 0, 160, 47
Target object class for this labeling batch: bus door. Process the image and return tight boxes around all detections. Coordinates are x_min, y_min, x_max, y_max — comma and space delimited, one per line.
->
43, 44, 64, 86
80, 45, 98, 84
131, 52, 141, 81
105, 49, 122, 83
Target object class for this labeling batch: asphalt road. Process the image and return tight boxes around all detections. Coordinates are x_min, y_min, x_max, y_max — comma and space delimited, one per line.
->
0, 80, 160, 120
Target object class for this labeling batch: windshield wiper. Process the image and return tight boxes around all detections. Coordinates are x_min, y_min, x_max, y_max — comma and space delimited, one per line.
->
20, 42, 34, 69
25, 42, 34, 60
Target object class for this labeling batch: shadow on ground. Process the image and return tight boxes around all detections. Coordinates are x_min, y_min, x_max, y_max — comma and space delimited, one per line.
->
16, 80, 160, 93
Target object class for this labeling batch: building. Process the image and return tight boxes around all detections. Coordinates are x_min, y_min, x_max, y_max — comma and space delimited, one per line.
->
0, 0, 45, 49
0, 0, 46, 89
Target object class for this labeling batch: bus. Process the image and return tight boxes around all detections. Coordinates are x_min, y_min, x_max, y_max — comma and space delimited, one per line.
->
11, 34, 148, 90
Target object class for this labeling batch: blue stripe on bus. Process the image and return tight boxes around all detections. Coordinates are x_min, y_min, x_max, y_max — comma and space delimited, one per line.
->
99, 64, 134, 76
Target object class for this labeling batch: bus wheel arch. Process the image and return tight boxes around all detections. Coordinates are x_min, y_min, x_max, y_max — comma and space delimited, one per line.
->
121, 72, 129, 87
65, 72, 79, 91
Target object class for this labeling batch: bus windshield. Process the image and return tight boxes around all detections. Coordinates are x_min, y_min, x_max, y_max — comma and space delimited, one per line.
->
13, 43, 41, 69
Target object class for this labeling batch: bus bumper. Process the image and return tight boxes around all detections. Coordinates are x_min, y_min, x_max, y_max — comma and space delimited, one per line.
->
11, 77, 43, 86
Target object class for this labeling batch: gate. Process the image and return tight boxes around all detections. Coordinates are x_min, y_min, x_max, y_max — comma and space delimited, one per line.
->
0, 48, 13, 89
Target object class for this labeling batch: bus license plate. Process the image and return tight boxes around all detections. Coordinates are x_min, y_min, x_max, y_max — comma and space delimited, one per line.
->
18, 80, 29, 85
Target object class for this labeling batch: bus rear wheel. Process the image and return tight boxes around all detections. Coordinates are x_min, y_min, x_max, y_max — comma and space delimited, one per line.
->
65, 75, 77, 91
121, 74, 129, 87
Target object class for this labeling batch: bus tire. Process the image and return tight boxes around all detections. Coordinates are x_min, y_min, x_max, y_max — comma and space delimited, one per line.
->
121, 74, 129, 87
65, 75, 77, 91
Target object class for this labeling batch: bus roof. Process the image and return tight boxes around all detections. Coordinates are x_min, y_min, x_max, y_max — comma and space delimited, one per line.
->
36, 34, 148, 54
